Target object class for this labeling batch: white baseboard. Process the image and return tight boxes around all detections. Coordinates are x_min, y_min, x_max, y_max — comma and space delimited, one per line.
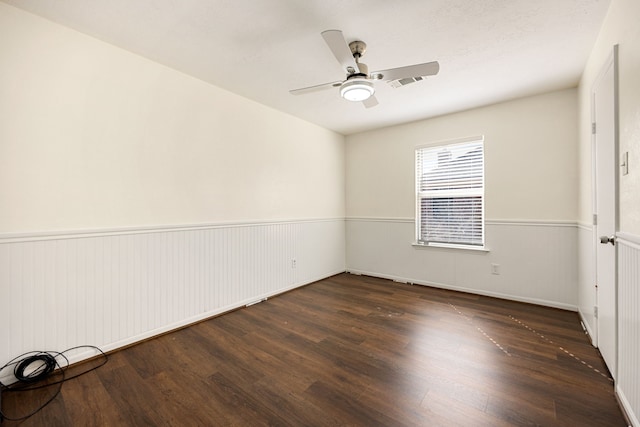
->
617, 385, 640, 427
346, 269, 578, 311
577, 307, 596, 346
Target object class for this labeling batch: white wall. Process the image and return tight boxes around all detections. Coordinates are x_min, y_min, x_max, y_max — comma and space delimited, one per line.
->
0, 3, 345, 233
577, 0, 640, 424
578, 0, 640, 234
0, 3, 346, 377
346, 89, 579, 308
347, 89, 578, 221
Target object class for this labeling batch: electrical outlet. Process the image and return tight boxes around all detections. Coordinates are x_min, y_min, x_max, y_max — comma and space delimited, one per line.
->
291, 259, 297, 269
491, 263, 500, 275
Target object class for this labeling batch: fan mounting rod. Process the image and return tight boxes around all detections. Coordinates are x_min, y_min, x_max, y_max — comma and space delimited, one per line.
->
346, 40, 368, 76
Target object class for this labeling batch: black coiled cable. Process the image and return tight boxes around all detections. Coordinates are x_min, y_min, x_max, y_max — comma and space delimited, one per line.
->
0, 345, 108, 422
13, 353, 58, 383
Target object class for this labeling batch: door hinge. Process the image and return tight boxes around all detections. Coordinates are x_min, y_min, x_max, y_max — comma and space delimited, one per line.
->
592, 122, 596, 134
593, 214, 597, 225
594, 305, 598, 318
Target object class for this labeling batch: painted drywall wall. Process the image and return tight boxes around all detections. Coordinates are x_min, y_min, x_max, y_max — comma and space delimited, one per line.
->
578, 0, 640, 234
346, 89, 578, 221
0, 3, 345, 234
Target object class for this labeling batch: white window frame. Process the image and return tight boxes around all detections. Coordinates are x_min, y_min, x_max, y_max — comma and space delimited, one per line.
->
414, 136, 486, 250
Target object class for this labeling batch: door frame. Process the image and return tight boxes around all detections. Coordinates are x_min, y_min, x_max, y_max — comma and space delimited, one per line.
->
590, 44, 619, 377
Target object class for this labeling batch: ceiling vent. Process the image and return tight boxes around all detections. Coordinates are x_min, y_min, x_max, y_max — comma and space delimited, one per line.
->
388, 76, 424, 88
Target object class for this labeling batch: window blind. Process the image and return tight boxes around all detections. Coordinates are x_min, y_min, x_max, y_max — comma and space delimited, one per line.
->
416, 138, 484, 247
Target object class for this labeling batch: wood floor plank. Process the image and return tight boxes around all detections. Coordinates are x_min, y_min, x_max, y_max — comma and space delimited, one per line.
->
421, 388, 513, 427
95, 364, 168, 426
1, 273, 628, 426
60, 371, 125, 426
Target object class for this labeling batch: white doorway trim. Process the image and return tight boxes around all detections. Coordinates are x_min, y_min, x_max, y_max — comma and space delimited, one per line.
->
591, 44, 619, 379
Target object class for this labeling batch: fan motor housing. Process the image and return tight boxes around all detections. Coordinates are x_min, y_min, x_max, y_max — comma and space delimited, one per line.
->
346, 64, 369, 80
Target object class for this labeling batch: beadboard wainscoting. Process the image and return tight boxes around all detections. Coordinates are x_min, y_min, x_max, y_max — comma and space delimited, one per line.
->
617, 232, 640, 427
346, 218, 578, 310
0, 219, 345, 381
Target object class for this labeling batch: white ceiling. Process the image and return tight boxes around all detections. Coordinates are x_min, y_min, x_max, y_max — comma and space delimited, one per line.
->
2, 0, 611, 135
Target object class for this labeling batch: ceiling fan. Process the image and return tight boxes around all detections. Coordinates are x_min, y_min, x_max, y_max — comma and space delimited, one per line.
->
290, 30, 440, 108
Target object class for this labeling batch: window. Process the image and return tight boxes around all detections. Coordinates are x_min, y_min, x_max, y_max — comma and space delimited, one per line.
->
415, 137, 485, 248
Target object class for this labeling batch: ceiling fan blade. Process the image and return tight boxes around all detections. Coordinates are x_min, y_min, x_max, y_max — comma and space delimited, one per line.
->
321, 30, 359, 73
362, 95, 379, 108
289, 81, 342, 96
372, 61, 440, 82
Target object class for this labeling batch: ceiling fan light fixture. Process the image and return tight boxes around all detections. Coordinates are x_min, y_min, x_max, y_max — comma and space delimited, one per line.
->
340, 79, 375, 102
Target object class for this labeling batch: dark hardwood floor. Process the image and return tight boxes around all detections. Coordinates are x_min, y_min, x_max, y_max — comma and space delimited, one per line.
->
1, 273, 627, 426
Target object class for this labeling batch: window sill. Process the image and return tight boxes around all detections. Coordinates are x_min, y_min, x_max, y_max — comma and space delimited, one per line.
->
412, 242, 490, 252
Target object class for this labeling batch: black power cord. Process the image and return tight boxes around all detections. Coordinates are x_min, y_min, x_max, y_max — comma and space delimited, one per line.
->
0, 345, 108, 422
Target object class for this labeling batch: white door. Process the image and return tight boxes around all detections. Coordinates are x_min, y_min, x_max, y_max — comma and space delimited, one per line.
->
593, 46, 618, 379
